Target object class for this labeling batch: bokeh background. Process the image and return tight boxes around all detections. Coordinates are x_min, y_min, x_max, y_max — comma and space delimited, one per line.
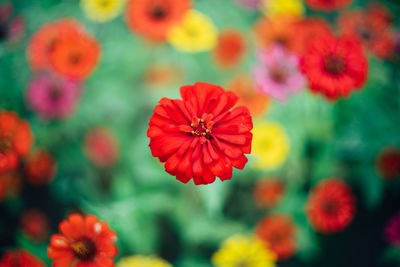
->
1, 0, 400, 266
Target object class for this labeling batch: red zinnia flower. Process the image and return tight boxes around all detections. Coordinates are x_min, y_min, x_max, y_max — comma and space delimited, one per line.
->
213, 29, 246, 69
147, 82, 253, 185
376, 146, 400, 181
27, 18, 83, 71
253, 178, 285, 209
300, 34, 368, 100
306, 178, 355, 234
305, 0, 352, 12
255, 214, 297, 261
25, 148, 57, 186
20, 209, 50, 243
0, 111, 34, 173
48, 214, 118, 267
338, 8, 394, 59
84, 127, 119, 168
49, 32, 101, 80
0, 249, 45, 267
125, 0, 191, 41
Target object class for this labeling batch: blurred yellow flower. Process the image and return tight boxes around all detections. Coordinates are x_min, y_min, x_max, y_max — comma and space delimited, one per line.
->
81, 0, 125, 23
262, 0, 304, 17
116, 255, 172, 267
167, 10, 218, 53
212, 235, 276, 267
252, 121, 290, 170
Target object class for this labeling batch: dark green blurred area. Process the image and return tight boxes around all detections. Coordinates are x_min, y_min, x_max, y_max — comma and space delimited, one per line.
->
1, 0, 400, 266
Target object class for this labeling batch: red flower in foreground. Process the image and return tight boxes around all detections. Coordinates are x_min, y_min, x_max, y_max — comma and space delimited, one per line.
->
48, 214, 118, 267
301, 34, 368, 100
255, 214, 297, 261
213, 29, 246, 69
147, 82, 253, 185
20, 209, 50, 243
376, 146, 400, 181
253, 178, 285, 209
305, 0, 352, 12
306, 178, 355, 234
0, 249, 45, 267
338, 8, 394, 59
0, 111, 34, 173
125, 0, 191, 41
25, 148, 57, 186
84, 127, 119, 168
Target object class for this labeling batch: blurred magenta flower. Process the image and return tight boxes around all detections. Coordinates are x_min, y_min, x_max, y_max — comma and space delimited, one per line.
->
84, 127, 119, 168
0, 2, 25, 43
26, 73, 82, 120
385, 212, 400, 247
253, 45, 305, 101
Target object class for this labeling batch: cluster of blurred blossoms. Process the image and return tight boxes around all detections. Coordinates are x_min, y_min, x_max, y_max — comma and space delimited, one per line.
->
1, 0, 400, 266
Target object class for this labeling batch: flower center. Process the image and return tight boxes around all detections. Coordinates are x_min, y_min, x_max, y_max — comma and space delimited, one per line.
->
0, 137, 12, 152
322, 200, 338, 215
49, 85, 62, 101
71, 239, 96, 261
324, 55, 345, 75
150, 6, 167, 19
236, 260, 250, 267
99, 0, 111, 7
190, 114, 214, 137
358, 27, 373, 41
69, 52, 82, 65
269, 67, 287, 84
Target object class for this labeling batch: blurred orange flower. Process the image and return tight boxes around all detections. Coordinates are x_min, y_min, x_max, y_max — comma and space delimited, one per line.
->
253, 178, 285, 208
125, 0, 191, 41
253, 16, 300, 53
25, 149, 57, 186
225, 73, 268, 117
27, 18, 83, 71
84, 127, 119, 168
49, 33, 101, 80
0, 110, 33, 173
213, 29, 246, 69
144, 62, 184, 87
255, 214, 297, 261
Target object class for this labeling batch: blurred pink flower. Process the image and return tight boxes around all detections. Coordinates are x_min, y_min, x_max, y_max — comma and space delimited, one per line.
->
234, 0, 262, 10
0, 2, 25, 43
253, 45, 305, 101
385, 211, 400, 247
26, 73, 82, 120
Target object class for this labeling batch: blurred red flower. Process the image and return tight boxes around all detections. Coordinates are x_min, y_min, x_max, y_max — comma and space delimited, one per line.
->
300, 34, 368, 100
255, 214, 297, 261
144, 62, 184, 88
305, 0, 352, 12
147, 82, 253, 185
27, 18, 83, 71
0, 111, 33, 173
292, 17, 332, 55
125, 0, 191, 41
0, 249, 45, 267
25, 148, 57, 186
49, 32, 101, 80
0, 2, 25, 44
20, 209, 50, 243
253, 178, 285, 209
0, 171, 21, 202
84, 127, 119, 168
338, 8, 394, 59
306, 178, 355, 234
225, 73, 269, 118
213, 29, 246, 69
376, 146, 400, 181
48, 214, 118, 267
